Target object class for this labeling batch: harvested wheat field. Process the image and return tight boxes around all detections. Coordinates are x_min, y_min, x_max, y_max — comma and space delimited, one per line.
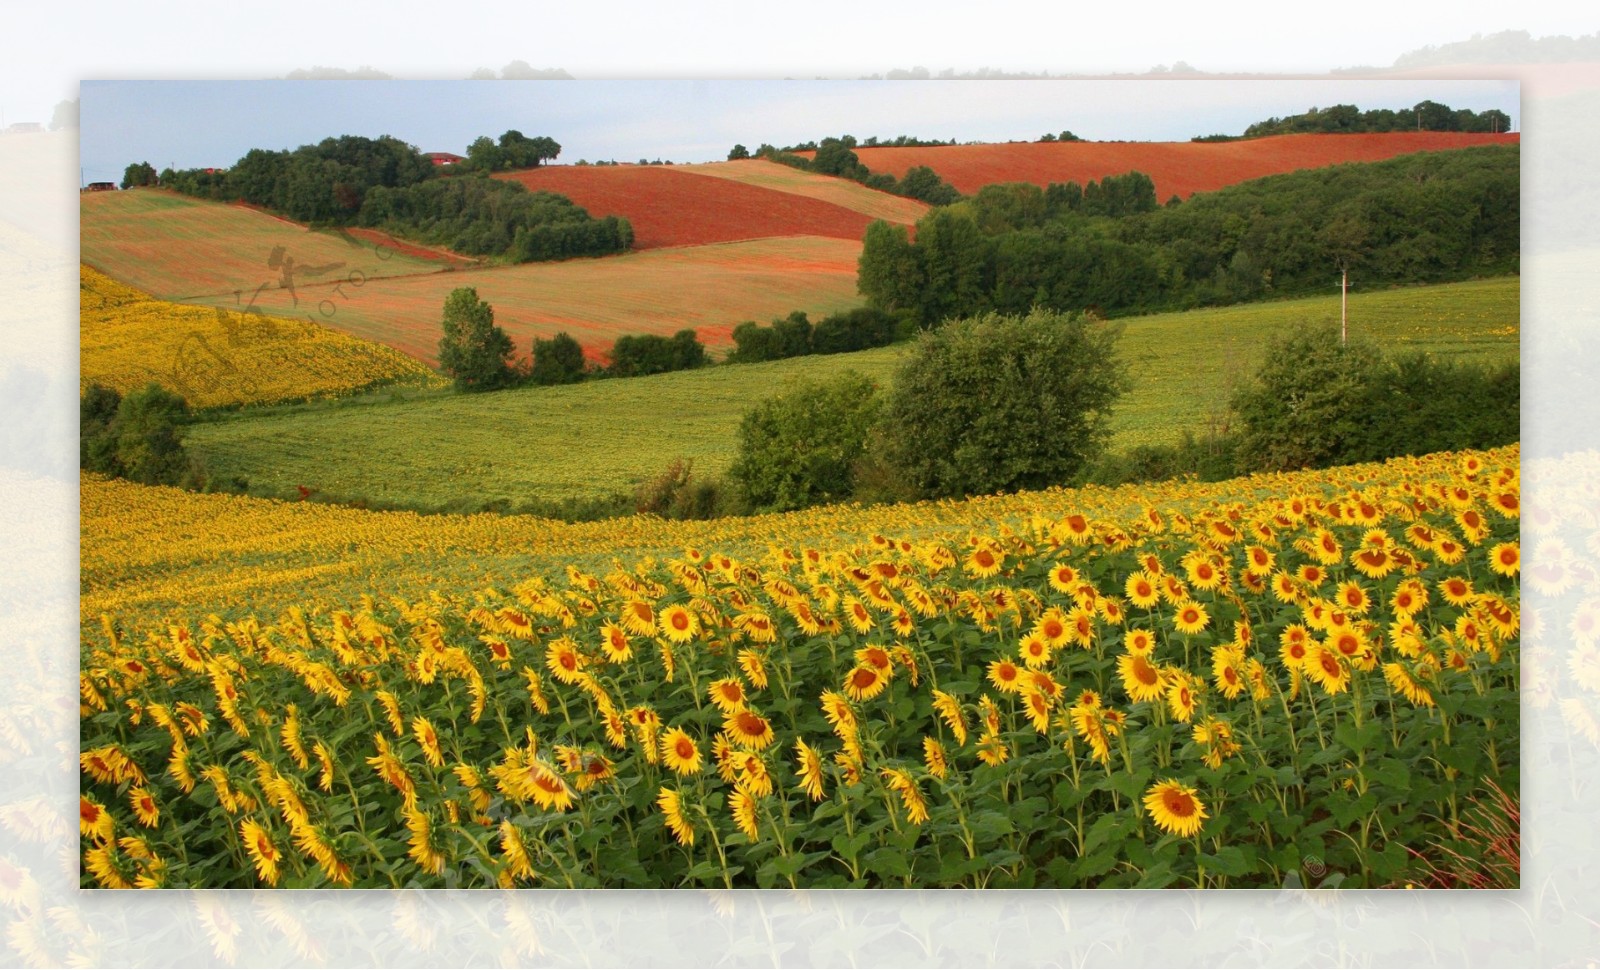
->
496, 164, 894, 249
79, 189, 446, 300
677, 159, 929, 225
826, 132, 1519, 198
183, 235, 867, 363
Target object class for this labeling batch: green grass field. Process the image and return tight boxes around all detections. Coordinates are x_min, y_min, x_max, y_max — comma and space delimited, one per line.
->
186, 277, 1519, 510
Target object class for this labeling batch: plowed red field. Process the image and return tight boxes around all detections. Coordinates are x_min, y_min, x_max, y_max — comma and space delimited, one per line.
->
497, 165, 885, 249
827, 132, 1519, 199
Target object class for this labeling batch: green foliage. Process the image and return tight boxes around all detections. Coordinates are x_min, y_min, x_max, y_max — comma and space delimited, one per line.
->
81, 382, 194, 485
608, 330, 708, 378
1230, 100, 1513, 139
860, 146, 1519, 325
752, 137, 962, 205
159, 131, 622, 263
120, 161, 157, 190
438, 288, 518, 391
727, 144, 751, 161
1230, 324, 1519, 472
529, 332, 587, 385
879, 309, 1128, 498
729, 372, 882, 513
633, 458, 739, 520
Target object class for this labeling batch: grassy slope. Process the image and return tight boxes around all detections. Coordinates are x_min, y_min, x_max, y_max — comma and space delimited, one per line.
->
186, 277, 1519, 509
79, 189, 444, 299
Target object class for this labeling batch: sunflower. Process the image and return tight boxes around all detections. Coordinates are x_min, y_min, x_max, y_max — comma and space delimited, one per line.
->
818, 690, 858, 742
1048, 563, 1080, 594
1279, 626, 1312, 669
707, 677, 748, 714
986, 658, 1025, 694
923, 737, 949, 779
1172, 601, 1210, 637
1244, 545, 1276, 573
1070, 704, 1114, 765
931, 690, 968, 746
794, 739, 826, 801
1143, 779, 1208, 838
1124, 571, 1161, 609
881, 768, 929, 825
1439, 575, 1476, 607
1488, 541, 1520, 578
1336, 580, 1372, 615
965, 545, 1004, 579
975, 733, 1009, 767
1435, 537, 1466, 565
1034, 609, 1072, 649
1350, 545, 1397, 580
842, 597, 876, 634
80, 796, 113, 843
1309, 529, 1343, 566
656, 787, 695, 846
545, 638, 586, 685
724, 709, 776, 750
412, 716, 445, 769
1166, 674, 1197, 723
129, 787, 159, 828
1018, 632, 1053, 669
592, 622, 632, 665
658, 727, 703, 776
1118, 650, 1165, 703
855, 644, 894, 673
1023, 688, 1055, 734
843, 665, 888, 702
1184, 554, 1225, 592
1190, 717, 1240, 770
656, 604, 700, 644
620, 600, 657, 637
1383, 662, 1435, 708
730, 786, 761, 841
1391, 579, 1429, 616
1123, 628, 1156, 654
239, 819, 282, 886
1098, 597, 1126, 625
1306, 645, 1351, 696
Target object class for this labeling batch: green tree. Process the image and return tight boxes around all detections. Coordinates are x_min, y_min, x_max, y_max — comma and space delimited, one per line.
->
438, 288, 518, 390
729, 372, 882, 512
727, 144, 751, 161
879, 308, 1128, 498
529, 332, 587, 385
120, 161, 158, 189
80, 383, 124, 475
1229, 324, 1387, 472
81, 383, 193, 485
857, 220, 925, 318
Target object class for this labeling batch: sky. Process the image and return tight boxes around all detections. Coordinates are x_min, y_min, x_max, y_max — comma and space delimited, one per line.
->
78, 78, 1519, 184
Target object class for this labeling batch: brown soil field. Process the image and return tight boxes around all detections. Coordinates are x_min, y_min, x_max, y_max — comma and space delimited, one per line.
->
495, 165, 889, 249
815, 132, 1520, 199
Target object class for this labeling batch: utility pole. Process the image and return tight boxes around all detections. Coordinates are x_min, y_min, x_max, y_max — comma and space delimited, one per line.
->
1341, 267, 1348, 345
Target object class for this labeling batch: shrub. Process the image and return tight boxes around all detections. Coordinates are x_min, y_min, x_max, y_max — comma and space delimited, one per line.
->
729, 372, 882, 513
529, 332, 586, 385
1231, 324, 1519, 472
608, 330, 708, 378
878, 309, 1128, 499
81, 382, 195, 486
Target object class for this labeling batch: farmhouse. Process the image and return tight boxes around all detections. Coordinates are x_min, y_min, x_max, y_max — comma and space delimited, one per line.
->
424, 151, 465, 166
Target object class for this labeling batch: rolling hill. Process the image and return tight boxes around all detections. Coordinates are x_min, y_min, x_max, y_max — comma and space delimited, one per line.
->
823, 131, 1519, 198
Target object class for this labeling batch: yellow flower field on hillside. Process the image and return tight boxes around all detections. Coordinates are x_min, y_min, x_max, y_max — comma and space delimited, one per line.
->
80, 265, 444, 408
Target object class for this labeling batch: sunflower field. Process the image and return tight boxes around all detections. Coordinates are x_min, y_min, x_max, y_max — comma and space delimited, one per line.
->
79, 265, 445, 409
79, 445, 1519, 889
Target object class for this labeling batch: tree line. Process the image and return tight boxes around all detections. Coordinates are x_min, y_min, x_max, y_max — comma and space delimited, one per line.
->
729, 135, 963, 206
1193, 100, 1513, 141
857, 145, 1519, 328
146, 132, 631, 263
